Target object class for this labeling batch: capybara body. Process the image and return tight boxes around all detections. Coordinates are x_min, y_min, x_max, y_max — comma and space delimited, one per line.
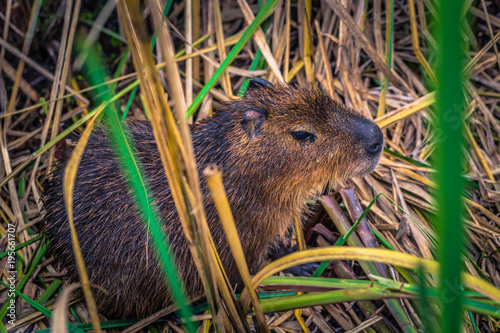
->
42, 79, 383, 318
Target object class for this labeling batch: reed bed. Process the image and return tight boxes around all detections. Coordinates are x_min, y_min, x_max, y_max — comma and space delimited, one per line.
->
0, 0, 499, 332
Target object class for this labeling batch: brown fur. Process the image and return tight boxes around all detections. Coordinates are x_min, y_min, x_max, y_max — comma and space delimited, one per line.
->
41, 80, 383, 318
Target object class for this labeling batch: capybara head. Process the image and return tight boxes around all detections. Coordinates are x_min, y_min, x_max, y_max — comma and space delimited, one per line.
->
223, 78, 383, 196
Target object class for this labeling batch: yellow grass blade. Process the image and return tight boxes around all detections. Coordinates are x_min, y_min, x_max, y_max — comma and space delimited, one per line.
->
174, 31, 244, 62
62, 110, 103, 333
213, 0, 233, 98
52, 283, 81, 332
408, 0, 437, 85
204, 165, 269, 332
283, 0, 291, 82
314, 20, 335, 100
47, 0, 82, 173
464, 121, 495, 181
240, 247, 500, 312
324, 0, 407, 89
301, 0, 314, 83
4, 0, 42, 124
236, 0, 284, 82
375, 92, 436, 128
192, 0, 200, 82
185, 0, 193, 108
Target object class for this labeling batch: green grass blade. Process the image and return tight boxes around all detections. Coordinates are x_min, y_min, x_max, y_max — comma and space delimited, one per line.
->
0, 242, 47, 321
79, 43, 195, 332
37, 279, 63, 304
436, 0, 467, 331
35, 318, 141, 333
0, 234, 43, 260
257, 276, 500, 319
383, 147, 431, 168
313, 191, 434, 277
313, 193, 383, 277
376, 0, 394, 118
239, 48, 263, 96
0, 281, 85, 333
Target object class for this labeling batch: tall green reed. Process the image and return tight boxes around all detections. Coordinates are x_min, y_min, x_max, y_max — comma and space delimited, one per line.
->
79, 44, 195, 332
435, 0, 467, 331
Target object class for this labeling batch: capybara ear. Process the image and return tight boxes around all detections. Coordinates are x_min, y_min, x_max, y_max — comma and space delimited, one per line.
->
247, 77, 272, 91
240, 107, 268, 139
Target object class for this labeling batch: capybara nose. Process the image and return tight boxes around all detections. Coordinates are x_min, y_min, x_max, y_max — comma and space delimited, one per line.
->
365, 122, 383, 155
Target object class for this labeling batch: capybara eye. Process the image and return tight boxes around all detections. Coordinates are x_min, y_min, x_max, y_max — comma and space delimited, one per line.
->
291, 131, 315, 142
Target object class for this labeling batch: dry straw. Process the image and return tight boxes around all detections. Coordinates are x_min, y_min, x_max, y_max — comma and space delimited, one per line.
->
1, 0, 500, 332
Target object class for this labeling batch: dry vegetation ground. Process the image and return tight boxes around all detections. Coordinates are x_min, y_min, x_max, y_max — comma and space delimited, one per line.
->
1, 0, 500, 332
